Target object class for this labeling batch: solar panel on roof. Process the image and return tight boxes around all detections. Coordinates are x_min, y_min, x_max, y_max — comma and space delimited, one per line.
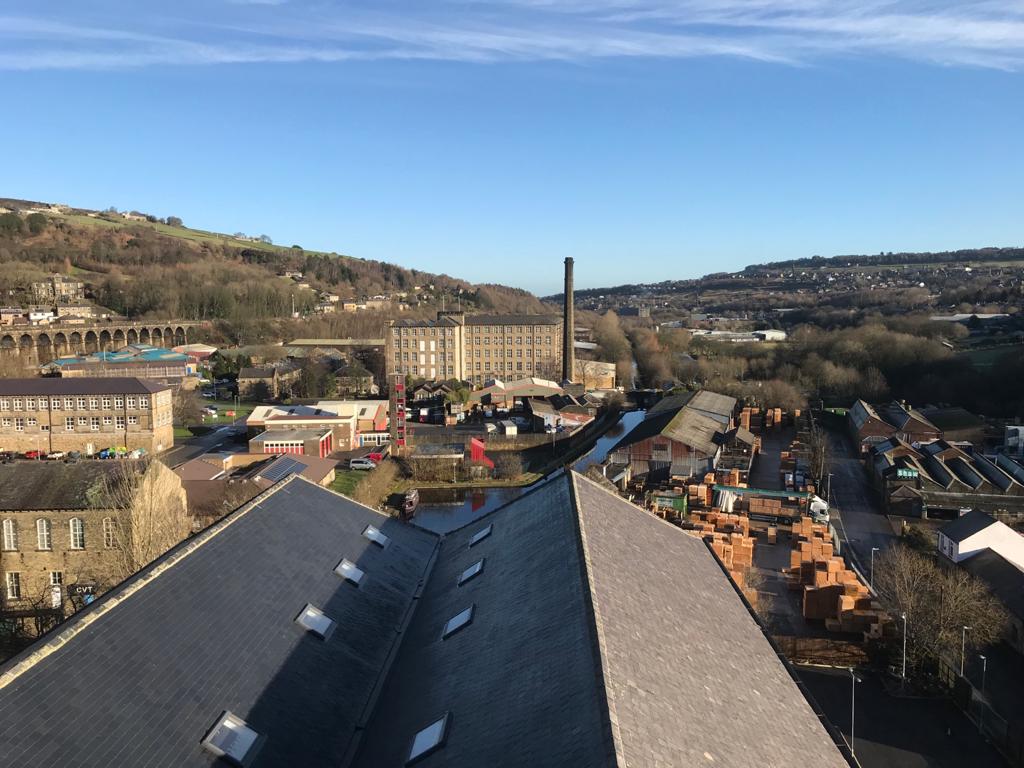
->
260, 457, 304, 483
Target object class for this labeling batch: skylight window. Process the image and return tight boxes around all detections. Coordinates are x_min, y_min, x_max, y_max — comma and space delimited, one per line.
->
335, 558, 365, 586
201, 711, 260, 765
295, 604, 336, 640
407, 713, 450, 764
458, 559, 484, 586
363, 524, 390, 548
442, 605, 475, 639
468, 524, 492, 547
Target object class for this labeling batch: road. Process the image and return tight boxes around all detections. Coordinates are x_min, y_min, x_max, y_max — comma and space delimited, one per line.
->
159, 425, 244, 468
825, 429, 898, 575
797, 666, 1007, 768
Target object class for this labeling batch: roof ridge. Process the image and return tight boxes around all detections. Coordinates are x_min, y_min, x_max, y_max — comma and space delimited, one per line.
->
0, 474, 302, 690
568, 471, 625, 767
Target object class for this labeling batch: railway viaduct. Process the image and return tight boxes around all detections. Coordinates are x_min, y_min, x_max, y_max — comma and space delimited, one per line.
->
0, 320, 201, 364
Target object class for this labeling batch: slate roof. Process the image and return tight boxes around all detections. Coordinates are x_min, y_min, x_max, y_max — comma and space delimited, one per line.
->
238, 366, 277, 379
353, 473, 847, 767
0, 478, 439, 767
939, 510, 997, 542
0, 377, 168, 395
961, 549, 1024, 622
919, 406, 985, 434
0, 462, 125, 510
567, 476, 845, 767
249, 428, 331, 442
0, 472, 846, 768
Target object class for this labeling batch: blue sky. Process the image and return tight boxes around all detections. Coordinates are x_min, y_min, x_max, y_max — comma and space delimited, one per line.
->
1, 2, 1022, 294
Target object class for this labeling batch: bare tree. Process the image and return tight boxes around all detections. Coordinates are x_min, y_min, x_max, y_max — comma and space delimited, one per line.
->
172, 388, 202, 427
493, 453, 524, 480
874, 545, 1006, 677
103, 461, 191, 580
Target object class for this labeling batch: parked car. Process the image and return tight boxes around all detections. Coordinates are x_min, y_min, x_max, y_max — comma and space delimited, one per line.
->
0, 451, 15, 464
201, 391, 216, 399
24, 450, 45, 460
349, 457, 378, 471
47, 451, 66, 460
67, 451, 82, 460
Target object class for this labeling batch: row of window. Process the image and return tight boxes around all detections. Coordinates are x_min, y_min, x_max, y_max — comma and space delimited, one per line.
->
391, 324, 557, 337
4, 570, 64, 600
2, 517, 116, 553
0, 415, 141, 431
394, 360, 549, 378
392, 327, 456, 337
0, 396, 150, 412
466, 336, 553, 346
63, 415, 138, 431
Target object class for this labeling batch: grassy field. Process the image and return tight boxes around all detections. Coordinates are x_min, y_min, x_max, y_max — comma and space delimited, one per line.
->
331, 469, 367, 496
185, 399, 259, 427
958, 344, 1024, 369
53, 211, 333, 257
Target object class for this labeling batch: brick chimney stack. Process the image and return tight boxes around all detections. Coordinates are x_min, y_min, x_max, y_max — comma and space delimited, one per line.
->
562, 257, 575, 383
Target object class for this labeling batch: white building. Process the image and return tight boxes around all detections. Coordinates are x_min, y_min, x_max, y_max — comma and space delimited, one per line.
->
937, 510, 1024, 570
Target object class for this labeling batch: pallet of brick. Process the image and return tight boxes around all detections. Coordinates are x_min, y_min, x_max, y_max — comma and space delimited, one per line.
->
767, 526, 777, 544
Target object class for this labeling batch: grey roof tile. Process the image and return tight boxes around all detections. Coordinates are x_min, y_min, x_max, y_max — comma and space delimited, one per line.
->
0, 477, 438, 768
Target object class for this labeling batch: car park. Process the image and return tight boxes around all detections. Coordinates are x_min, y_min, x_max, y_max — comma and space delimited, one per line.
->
349, 457, 378, 471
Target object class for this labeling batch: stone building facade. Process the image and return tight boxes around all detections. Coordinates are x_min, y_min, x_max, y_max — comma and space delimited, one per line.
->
0, 462, 188, 633
0, 378, 174, 456
386, 312, 563, 387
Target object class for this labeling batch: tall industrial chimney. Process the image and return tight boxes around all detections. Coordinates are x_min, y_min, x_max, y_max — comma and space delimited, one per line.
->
562, 257, 575, 383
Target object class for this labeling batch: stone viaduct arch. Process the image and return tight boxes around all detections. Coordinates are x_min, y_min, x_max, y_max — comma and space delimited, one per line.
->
0, 320, 198, 365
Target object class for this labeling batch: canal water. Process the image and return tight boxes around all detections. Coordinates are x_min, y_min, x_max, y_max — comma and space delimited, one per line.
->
411, 409, 646, 534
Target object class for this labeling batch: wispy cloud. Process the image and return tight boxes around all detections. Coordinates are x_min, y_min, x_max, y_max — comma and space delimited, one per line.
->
1, 1, 1024, 71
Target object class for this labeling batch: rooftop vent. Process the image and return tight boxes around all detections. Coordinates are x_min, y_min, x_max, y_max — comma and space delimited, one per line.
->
442, 605, 475, 639
295, 604, 336, 640
407, 713, 450, 765
201, 711, 261, 765
468, 524, 492, 547
363, 524, 390, 548
335, 558, 365, 586
458, 559, 485, 586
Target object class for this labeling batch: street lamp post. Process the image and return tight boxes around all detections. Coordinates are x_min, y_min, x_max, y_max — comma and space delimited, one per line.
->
827, 472, 833, 505
870, 547, 880, 590
960, 626, 971, 677
979, 654, 988, 732
849, 668, 861, 758
901, 612, 908, 688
